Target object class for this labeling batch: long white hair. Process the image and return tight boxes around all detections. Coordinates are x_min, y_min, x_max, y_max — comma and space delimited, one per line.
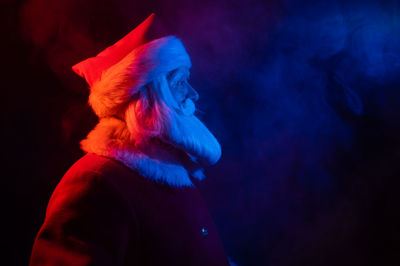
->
124, 75, 173, 145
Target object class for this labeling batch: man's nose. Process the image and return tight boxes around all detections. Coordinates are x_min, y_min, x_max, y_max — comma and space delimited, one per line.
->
187, 84, 199, 102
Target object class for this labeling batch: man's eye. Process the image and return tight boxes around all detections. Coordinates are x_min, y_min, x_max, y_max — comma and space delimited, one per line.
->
173, 84, 188, 101
176, 81, 188, 92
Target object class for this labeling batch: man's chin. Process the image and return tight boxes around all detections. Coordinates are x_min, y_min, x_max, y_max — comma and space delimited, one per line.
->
163, 113, 221, 166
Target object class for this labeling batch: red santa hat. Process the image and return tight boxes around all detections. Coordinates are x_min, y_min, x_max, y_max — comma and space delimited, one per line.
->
72, 13, 191, 117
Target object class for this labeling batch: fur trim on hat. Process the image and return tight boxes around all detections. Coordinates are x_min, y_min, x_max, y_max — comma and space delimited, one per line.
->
80, 117, 204, 187
89, 36, 191, 118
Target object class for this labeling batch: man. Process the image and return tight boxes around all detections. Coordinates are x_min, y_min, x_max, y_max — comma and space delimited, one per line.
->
30, 13, 230, 265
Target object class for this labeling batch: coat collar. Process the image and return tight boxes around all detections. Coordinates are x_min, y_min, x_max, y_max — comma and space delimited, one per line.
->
80, 117, 205, 187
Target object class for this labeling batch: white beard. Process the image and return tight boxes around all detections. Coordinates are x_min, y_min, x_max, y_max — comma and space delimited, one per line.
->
162, 98, 222, 166
81, 117, 203, 187
80, 100, 221, 187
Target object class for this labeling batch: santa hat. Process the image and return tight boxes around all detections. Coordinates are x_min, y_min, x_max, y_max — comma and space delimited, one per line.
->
72, 13, 191, 117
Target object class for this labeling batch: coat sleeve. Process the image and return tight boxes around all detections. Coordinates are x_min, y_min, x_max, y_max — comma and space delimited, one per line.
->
30, 170, 138, 266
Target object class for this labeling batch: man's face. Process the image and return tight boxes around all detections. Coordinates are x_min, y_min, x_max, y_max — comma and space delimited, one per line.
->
161, 67, 221, 166
167, 67, 199, 116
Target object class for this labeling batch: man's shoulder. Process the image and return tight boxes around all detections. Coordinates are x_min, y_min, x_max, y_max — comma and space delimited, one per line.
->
61, 153, 142, 184
53, 153, 141, 201
46, 153, 140, 214
68, 153, 128, 176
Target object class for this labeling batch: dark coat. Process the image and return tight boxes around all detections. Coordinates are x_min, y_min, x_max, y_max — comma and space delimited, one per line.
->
30, 153, 229, 265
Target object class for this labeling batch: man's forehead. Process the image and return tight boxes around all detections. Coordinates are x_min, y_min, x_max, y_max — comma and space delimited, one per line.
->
169, 67, 190, 81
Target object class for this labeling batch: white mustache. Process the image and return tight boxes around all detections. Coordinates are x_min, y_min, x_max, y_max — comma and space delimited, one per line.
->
175, 98, 196, 116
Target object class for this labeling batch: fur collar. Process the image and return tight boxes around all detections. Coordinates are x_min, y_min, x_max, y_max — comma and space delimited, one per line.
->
80, 117, 205, 187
